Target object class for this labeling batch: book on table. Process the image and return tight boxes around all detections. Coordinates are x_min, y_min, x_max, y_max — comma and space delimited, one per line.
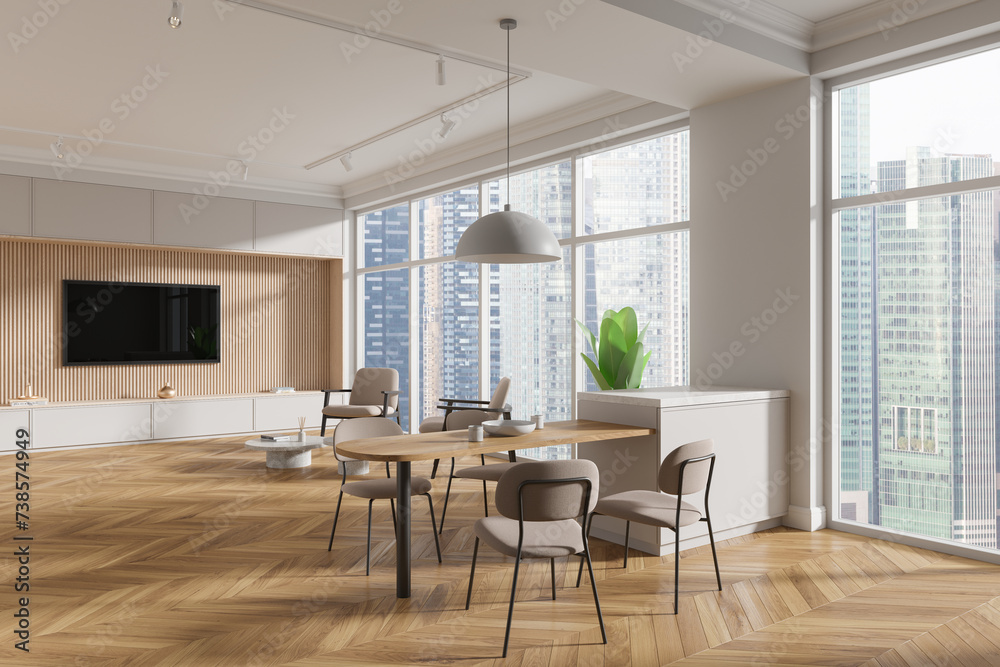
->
260, 434, 294, 441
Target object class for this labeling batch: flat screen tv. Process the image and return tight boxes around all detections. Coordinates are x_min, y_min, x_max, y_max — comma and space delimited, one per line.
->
63, 280, 221, 366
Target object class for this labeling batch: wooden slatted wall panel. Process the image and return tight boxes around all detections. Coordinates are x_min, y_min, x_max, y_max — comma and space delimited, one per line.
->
0, 239, 335, 403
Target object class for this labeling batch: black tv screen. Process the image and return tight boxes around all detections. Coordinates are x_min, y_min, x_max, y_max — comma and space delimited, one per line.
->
63, 280, 220, 366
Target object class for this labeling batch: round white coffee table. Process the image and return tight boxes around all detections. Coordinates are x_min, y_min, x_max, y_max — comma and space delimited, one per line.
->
244, 435, 328, 469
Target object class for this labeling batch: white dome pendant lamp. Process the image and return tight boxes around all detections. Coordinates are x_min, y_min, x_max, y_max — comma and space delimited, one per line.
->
455, 19, 561, 264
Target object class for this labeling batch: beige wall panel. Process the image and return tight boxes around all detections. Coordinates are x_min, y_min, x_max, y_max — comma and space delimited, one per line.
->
0, 239, 336, 404
153, 191, 254, 250
0, 175, 31, 237
33, 179, 152, 244
254, 201, 342, 256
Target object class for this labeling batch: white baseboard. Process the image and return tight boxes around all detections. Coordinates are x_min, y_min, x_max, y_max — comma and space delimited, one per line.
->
784, 504, 827, 531
589, 517, 784, 557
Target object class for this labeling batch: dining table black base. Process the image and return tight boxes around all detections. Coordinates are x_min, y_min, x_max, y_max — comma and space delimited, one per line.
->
396, 461, 411, 598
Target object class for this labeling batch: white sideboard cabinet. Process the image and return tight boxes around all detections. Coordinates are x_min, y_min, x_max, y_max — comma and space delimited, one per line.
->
0, 391, 337, 452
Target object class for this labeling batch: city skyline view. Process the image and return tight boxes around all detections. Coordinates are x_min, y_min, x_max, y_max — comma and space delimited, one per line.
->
360, 133, 690, 460
837, 47, 1000, 551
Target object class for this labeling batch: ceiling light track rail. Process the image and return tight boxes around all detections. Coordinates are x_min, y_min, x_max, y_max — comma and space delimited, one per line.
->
228, 0, 532, 78
303, 75, 525, 170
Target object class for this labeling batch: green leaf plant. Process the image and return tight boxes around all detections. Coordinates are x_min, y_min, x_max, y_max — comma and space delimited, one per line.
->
577, 307, 652, 390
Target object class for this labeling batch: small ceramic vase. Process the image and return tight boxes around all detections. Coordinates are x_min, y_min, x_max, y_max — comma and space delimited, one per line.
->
157, 382, 177, 399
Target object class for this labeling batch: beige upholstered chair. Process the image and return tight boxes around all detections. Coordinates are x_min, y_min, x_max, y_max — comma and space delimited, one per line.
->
418, 376, 512, 434
321, 367, 400, 436
465, 459, 606, 658
580, 438, 721, 614
327, 418, 441, 575
437, 409, 519, 535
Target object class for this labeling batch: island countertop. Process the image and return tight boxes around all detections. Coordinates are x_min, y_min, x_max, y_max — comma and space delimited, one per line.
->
577, 385, 789, 409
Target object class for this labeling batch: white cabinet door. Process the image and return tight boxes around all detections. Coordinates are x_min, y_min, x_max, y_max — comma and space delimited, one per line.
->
152, 398, 253, 440
254, 201, 342, 256
0, 410, 31, 452
254, 393, 326, 431
153, 191, 253, 250
0, 175, 31, 236
33, 179, 152, 244
33, 404, 152, 447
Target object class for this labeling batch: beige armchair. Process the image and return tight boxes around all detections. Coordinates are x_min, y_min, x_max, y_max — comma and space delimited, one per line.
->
321, 367, 400, 436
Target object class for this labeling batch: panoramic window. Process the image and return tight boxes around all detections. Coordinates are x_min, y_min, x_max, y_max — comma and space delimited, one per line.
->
355, 130, 690, 458
833, 48, 1000, 551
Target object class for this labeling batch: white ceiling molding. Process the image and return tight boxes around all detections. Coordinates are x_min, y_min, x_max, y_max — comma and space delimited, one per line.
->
675, 0, 814, 51
601, 0, 809, 72
812, 0, 981, 51
0, 144, 344, 203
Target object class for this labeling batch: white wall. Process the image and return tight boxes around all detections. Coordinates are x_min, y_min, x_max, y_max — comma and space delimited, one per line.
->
690, 77, 824, 531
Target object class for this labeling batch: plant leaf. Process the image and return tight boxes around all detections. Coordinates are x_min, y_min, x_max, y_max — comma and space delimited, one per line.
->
576, 319, 598, 358
598, 318, 617, 385
632, 350, 652, 389
606, 320, 628, 381
636, 321, 650, 346
616, 342, 644, 389
620, 307, 638, 348
581, 353, 612, 390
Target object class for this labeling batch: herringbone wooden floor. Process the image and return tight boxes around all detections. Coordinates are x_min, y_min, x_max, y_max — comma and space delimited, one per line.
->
3, 435, 1000, 665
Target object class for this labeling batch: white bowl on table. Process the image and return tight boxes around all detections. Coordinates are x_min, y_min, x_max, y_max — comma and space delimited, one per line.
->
482, 419, 536, 437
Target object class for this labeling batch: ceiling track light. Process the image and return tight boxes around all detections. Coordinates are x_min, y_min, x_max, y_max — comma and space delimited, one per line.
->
168, 0, 183, 28
50, 136, 64, 160
241, 160, 249, 181
436, 55, 446, 86
340, 152, 353, 172
439, 114, 456, 139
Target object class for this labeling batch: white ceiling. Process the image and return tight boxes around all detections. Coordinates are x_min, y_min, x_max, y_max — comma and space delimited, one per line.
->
0, 0, 986, 201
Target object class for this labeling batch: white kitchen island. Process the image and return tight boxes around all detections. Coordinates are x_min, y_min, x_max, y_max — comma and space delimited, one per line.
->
578, 386, 790, 556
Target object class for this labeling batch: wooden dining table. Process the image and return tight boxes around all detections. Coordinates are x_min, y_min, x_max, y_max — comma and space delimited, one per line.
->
337, 418, 656, 598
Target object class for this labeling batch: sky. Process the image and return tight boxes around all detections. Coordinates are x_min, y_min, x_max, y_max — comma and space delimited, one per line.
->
867, 47, 1000, 168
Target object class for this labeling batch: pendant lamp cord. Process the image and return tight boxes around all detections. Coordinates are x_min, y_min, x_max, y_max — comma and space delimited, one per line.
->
506, 24, 510, 207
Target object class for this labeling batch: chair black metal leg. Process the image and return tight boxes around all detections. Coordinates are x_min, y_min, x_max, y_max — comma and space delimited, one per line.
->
439, 459, 456, 535
366, 499, 375, 576
390, 500, 397, 536
623, 520, 631, 568
481, 480, 489, 517
327, 490, 345, 551
430, 459, 439, 479
502, 552, 522, 658
583, 538, 607, 645
576, 512, 594, 587
550, 557, 557, 600
705, 515, 722, 591
465, 537, 479, 610
673, 528, 681, 614
424, 494, 442, 563
320, 415, 328, 437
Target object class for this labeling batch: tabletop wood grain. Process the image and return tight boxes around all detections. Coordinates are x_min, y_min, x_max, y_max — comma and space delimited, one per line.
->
336, 419, 655, 461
